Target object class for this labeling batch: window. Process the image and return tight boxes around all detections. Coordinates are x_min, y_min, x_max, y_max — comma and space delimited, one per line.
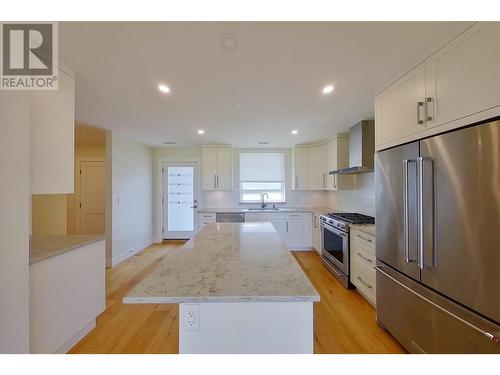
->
239, 152, 286, 203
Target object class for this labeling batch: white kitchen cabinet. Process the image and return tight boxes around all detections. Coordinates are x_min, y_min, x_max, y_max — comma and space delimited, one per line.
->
307, 144, 327, 190
375, 63, 426, 148
325, 135, 353, 191
245, 211, 312, 250
201, 146, 233, 190
197, 213, 216, 232
312, 215, 321, 254
292, 146, 309, 190
30, 67, 75, 194
286, 218, 304, 249
425, 22, 500, 129
375, 22, 500, 151
350, 227, 376, 305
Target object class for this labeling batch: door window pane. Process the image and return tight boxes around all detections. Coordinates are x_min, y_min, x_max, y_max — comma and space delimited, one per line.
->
167, 166, 194, 231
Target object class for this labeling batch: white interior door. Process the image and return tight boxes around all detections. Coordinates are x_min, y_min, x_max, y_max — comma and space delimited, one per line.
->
163, 162, 198, 239
79, 161, 105, 234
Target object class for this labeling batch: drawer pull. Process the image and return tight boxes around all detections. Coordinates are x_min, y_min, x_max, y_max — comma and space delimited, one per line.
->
357, 276, 373, 289
356, 234, 373, 243
203, 215, 213, 218
357, 252, 373, 263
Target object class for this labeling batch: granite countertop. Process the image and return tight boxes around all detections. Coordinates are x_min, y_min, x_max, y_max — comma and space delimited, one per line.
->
124, 222, 320, 304
30, 234, 106, 265
197, 207, 333, 215
350, 224, 375, 237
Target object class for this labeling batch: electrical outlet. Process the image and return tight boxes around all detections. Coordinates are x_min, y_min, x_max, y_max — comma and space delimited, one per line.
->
183, 304, 200, 331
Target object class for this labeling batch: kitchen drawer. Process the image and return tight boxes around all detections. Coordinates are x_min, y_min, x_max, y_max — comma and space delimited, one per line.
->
351, 229, 375, 248
198, 213, 216, 221
245, 212, 285, 221
352, 248, 376, 274
285, 212, 304, 220
352, 264, 376, 305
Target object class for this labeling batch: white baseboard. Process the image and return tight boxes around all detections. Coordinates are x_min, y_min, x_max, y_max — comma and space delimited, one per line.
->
111, 238, 153, 267
55, 319, 96, 354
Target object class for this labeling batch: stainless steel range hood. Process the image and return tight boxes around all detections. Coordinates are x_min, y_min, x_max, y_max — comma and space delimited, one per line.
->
329, 120, 375, 175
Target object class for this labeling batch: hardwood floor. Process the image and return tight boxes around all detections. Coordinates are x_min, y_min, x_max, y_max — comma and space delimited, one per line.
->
70, 244, 405, 354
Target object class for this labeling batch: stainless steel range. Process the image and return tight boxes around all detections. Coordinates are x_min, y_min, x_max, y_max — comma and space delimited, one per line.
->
320, 212, 375, 288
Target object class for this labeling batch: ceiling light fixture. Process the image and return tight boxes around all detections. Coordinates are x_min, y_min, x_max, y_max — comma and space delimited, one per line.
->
322, 84, 334, 94
291, 130, 298, 135
158, 84, 171, 93
197, 129, 205, 135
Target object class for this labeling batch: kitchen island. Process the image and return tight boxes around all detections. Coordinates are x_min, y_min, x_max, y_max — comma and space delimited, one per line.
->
124, 222, 319, 353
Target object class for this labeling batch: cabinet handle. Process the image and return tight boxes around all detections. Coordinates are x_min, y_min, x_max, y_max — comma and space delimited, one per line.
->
322, 173, 326, 189
356, 234, 373, 243
425, 97, 433, 121
333, 174, 337, 189
214, 175, 217, 189
357, 276, 373, 289
417, 101, 424, 125
295, 174, 298, 189
286, 222, 289, 232
216, 174, 219, 189
357, 252, 373, 264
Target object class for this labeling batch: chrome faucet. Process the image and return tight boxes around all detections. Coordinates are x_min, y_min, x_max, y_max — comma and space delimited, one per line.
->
261, 193, 269, 209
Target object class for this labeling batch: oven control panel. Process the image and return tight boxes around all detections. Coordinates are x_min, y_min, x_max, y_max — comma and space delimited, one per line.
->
320, 215, 348, 232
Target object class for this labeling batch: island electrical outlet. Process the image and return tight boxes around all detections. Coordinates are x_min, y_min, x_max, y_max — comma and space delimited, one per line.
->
183, 304, 200, 331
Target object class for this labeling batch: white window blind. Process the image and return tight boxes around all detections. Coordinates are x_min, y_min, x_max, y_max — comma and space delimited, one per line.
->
239, 152, 286, 203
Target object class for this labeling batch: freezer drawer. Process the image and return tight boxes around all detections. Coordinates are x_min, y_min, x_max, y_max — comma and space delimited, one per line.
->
376, 263, 500, 354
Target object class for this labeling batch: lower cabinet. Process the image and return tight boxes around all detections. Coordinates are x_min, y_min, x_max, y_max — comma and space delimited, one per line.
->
245, 212, 313, 250
197, 213, 216, 231
312, 215, 321, 254
350, 227, 376, 305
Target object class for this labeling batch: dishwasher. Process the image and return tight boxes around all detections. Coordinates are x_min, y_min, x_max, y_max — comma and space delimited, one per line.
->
216, 212, 245, 223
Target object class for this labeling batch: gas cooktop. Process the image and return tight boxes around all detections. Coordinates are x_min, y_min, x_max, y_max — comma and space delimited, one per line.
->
326, 212, 375, 225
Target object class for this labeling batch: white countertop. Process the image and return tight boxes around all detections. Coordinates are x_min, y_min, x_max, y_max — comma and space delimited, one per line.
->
30, 235, 105, 265
124, 222, 320, 304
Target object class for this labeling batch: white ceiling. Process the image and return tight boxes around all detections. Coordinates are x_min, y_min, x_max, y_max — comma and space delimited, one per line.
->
60, 22, 467, 147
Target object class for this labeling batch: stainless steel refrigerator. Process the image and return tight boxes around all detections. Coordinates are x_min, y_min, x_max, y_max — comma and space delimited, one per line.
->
375, 118, 500, 353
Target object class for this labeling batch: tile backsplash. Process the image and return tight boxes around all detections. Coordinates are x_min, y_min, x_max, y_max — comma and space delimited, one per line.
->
203, 172, 375, 216
326, 172, 375, 216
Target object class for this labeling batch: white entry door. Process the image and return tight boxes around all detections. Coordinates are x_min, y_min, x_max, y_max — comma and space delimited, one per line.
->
162, 162, 198, 239
79, 160, 106, 234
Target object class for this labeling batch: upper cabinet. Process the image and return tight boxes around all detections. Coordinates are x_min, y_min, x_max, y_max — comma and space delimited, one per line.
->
307, 144, 327, 190
30, 66, 75, 194
375, 63, 426, 147
425, 22, 500, 129
201, 146, 233, 190
325, 135, 352, 191
293, 136, 351, 191
292, 146, 309, 190
376, 22, 500, 151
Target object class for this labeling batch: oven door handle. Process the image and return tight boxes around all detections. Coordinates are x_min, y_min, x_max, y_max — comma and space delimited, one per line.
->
322, 223, 347, 238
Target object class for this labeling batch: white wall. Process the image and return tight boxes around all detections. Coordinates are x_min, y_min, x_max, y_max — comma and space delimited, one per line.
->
108, 133, 153, 266
0, 92, 30, 353
326, 172, 375, 216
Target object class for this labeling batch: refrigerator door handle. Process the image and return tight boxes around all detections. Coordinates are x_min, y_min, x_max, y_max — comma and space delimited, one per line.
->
417, 156, 434, 270
403, 159, 416, 263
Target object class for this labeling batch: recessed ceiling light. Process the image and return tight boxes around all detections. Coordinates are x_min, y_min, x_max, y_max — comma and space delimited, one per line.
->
158, 84, 170, 93
291, 130, 298, 135
322, 84, 334, 94
197, 129, 205, 135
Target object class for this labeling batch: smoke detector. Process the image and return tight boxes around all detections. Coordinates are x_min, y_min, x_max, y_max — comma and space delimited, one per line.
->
221, 35, 237, 51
